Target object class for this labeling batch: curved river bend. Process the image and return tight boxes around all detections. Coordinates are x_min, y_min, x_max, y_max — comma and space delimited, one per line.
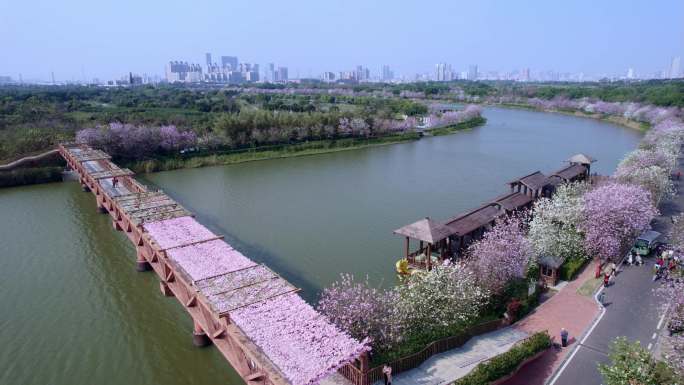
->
0, 107, 641, 385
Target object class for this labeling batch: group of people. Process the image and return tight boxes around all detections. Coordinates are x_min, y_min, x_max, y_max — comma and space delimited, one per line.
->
653, 248, 681, 281
626, 249, 643, 266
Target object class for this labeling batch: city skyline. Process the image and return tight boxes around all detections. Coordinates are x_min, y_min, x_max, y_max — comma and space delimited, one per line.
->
1, 0, 683, 82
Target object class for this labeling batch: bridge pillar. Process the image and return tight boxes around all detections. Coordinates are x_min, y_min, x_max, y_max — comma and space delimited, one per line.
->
159, 281, 174, 297
81, 183, 90, 192
192, 321, 211, 347
97, 204, 107, 214
135, 249, 151, 272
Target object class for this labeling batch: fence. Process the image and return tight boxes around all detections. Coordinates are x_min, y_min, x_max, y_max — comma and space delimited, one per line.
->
339, 318, 503, 385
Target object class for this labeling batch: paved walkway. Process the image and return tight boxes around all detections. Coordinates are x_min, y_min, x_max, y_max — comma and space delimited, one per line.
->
320, 328, 528, 385
501, 261, 601, 385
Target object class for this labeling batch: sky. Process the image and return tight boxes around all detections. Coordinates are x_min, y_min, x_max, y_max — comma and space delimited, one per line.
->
1, 0, 683, 81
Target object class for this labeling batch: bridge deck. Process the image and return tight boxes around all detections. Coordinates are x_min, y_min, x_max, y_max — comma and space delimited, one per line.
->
58, 144, 367, 385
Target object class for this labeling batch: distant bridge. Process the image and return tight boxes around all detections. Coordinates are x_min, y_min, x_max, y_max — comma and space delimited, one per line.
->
58, 143, 368, 385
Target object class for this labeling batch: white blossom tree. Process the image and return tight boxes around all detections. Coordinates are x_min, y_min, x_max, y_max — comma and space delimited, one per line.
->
528, 183, 589, 260
394, 262, 489, 335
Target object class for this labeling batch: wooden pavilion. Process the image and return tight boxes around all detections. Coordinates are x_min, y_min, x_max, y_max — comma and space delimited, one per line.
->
393, 217, 454, 270
538, 255, 566, 286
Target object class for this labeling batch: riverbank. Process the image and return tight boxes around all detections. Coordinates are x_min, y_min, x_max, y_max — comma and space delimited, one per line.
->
492, 103, 651, 132
127, 117, 486, 173
128, 133, 421, 173
427, 116, 487, 136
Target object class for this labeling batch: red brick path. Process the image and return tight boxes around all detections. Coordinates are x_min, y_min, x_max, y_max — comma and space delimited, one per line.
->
501, 261, 601, 385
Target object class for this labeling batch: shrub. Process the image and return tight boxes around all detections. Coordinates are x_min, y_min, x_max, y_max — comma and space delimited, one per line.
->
0, 167, 63, 187
559, 256, 588, 281
453, 332, 552, 385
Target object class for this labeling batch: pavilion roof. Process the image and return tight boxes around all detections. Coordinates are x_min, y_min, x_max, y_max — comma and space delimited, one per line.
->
393, 217, 454, 243
444, 203, 504, 236
551, 163, 587, 181
567, 153, 595, 165
508, 171, 550, 191
492, 192, 534, 212
538, 255, 566, 269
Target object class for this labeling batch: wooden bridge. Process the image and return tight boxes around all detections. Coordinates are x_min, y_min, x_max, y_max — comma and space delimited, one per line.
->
59, 143, 368, 385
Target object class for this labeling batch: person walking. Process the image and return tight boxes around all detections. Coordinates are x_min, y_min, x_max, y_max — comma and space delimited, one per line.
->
560, 328, 569, 347
627, 252, 633, 266
603, 272, 610, 287
112, 176, 119, 189
635, 252, 643, 266
598, 291, 605, 306
609, 262, 617, 276
382, 364, 392, 385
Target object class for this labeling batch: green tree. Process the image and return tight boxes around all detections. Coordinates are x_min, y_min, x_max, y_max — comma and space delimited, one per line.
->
598, 337, 679, 385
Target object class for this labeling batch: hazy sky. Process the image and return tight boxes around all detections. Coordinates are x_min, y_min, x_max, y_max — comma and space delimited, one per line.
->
1, 0, 683, 81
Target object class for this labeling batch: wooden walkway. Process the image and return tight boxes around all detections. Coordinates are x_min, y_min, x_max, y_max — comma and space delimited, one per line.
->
59, 143, 367, 385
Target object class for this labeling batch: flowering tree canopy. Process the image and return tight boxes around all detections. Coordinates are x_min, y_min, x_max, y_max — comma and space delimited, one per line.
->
77, 123, 196, 159
394, 262, 489, 335
528, 183, 589, 260
581, 182, 658, 261
614, 165, 674, 205
317, 274, 404, 352
467, 215, 533, 292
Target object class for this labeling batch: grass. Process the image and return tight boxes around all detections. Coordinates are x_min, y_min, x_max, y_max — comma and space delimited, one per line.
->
577, 276, 603, 297
427, 116, 487, 136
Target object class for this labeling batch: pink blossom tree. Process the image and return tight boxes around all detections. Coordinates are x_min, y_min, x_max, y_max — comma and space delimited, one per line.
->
467, 215, 533, 292
317, 274, 404, 352
581, 182, 658, 261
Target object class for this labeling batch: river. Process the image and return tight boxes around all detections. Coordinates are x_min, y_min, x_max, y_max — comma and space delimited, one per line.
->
0, 107, 642, 385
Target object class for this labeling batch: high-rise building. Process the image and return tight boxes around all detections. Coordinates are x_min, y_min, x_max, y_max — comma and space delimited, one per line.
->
353, 65, 370, 82
266, 63, 275, 82
205, 53, 212, 67
521, 68, 530, 82
381, 65, 393, 81
467, 65, 478, 81
627, 68, 635, 79
221, 56, 238, 70
669, 57, 681, 79
274, 67, 288, 82
322, 72, 336, 82
165, 61, 203, 83
435, 63, 452, 81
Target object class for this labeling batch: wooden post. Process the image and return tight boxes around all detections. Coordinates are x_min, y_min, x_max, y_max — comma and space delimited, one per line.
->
192, 320, 211, 347
405, 237, 410, 259
426, 243, 432, 271
136, 248, 151, 272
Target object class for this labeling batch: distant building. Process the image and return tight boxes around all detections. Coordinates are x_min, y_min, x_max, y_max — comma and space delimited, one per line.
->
467, 65, 478, 81
381, 65, 393, 81
0, 75, 13, 84
266, 63, 276, 82
521, 68, 530, 82
627, 68, 635, 79
221, 56, 238, 71
205, 53, 212, 67
129, 72, 143, 85
435, 63, 453, 81
322, 71, 336, 82
669, 57, 681, 79
165, 61, 203, 83
355, 65, 370, 81
275, 67, 288, 82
